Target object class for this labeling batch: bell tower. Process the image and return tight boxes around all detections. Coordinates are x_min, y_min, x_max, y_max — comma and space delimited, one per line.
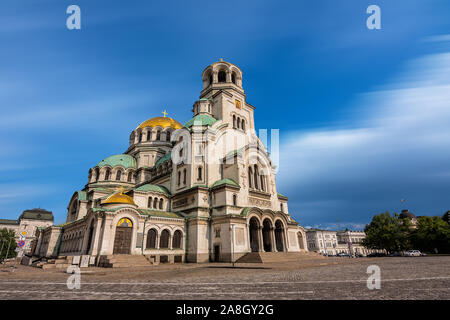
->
199, 60, 255, 132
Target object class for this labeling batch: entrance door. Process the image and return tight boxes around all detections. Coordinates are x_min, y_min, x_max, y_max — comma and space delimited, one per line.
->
249, 218, 259, 252
113, 218, 133, 254
214, 245, 220, 262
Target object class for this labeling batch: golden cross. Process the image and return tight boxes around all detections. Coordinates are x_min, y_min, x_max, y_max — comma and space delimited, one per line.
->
119, 186, 124, 194
220, 58, 223, 62
162, 110, 168, 117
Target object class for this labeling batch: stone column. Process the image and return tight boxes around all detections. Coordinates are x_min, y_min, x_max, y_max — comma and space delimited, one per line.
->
90, 217, 102, 255
156, 232, 160, 249
226, 70, 232, 83
258, 226, 263, 252
270, 227, 276, 252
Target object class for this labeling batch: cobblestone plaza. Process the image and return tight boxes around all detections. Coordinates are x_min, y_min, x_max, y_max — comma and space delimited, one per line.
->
1, 256, 449, 300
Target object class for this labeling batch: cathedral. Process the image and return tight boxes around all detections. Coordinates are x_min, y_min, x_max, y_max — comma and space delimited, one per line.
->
32, 60, 307, 264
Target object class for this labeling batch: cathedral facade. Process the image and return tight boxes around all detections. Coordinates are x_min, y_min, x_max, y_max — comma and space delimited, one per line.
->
33, 60, 307, 263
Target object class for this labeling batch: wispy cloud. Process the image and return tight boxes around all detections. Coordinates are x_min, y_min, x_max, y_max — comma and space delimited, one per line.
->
278, 51, 450, 225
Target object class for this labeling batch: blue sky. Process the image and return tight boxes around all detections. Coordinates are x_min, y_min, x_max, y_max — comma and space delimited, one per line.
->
1, 1, 450, 228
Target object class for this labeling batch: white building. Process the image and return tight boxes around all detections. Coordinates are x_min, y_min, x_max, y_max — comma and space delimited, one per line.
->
33, 60, 308, 264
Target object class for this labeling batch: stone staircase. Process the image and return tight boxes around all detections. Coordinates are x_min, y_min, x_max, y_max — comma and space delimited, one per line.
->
98, 254, 155, 268
235, 251, 325, 263
32, 256, 72, 270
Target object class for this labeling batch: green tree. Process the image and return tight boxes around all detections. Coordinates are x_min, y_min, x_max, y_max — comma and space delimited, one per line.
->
362, 211, 412, 253
442, 211, 450, 225
0, 228, 17, 263
411, 216, 450, 253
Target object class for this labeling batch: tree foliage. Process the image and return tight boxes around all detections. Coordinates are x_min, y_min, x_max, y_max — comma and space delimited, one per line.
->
0, 228, 17, 263
411, 216, 450, 253
363, 211, 450, 254
362, 211, 412, 253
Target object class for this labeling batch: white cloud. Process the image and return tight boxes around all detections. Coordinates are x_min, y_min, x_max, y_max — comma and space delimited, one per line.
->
278, 51, 450, 225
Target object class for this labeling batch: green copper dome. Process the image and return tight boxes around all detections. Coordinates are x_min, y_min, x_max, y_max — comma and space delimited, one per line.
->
184, 114, 217, 129
96, 154, 137, 169
135, 184, 171, 196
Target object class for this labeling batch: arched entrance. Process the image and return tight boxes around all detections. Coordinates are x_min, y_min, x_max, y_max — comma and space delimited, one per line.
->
275, 220, 285, 252
85, 220, 95, 254
249, 217, 260, 252
262, 219, 273, 252
113, 218, 133, 254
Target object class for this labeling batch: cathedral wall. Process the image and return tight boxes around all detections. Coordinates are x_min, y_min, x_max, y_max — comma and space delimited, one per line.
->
186, 219, 209, 263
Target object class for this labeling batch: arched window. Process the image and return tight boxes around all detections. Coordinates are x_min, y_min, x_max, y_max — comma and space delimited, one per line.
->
179, 148, 183, 157
173, 230, 182, 249
208, 73, 213, 86
241, 120, 245, 131
104, 168, 110, 181
177, 171, 181, 186
138, 132, 142, 142
160, 230, 170, 248
146, 229, 157, 249
127, 171, 133, 182
153, 197, 158, 209
148, 197, 152, 208
218, 71, 226, 83
197, 167, 202, 180
233, 115, 236, 128
183, 169, 186, 184
281, 203, 284, 212
233, 194, 237, 206
231, 72, 236, 84
166, 131, 171, 142
248, 167, 253, 188
254, 165, 259, 189
95, 168, 100, 182
260, 174, 265, 191
147, 130, 152, 141
159, 198, 163, 210
116, 170, 122, 181
156, 130, 161, 140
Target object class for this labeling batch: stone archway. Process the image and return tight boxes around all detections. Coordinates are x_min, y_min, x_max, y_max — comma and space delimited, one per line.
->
249, 217, 260, 252
85, 220, 95, 254
113, 218, 133, 254
275, 220, 285, 252
262, 219, 273, 252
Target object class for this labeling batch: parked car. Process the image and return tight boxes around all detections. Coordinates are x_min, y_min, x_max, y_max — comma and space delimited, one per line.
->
405, 250, 422, 257
337, 252, 350, 257
367, 252, 387, 257
355, 252, 364, 257
388, 252, 403, 257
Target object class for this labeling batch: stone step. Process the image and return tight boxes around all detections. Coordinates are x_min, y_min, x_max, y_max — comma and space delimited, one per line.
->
236, 252, 325, 264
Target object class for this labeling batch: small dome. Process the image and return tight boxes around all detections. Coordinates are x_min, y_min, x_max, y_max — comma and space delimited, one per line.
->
137, 116, 182, 130
399, 209, 416, 220
97, 154, 137, 169
102, 188, 136, 206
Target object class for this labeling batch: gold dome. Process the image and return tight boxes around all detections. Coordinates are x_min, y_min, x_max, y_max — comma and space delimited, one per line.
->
137, 116, 182, 130
102, 188, 136, 206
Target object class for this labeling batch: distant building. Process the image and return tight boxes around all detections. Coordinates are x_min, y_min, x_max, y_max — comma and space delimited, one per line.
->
306, 228, 377, 256
399, 209, 418, 228
0, 208, 54, 255
306, 229, 338, 255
